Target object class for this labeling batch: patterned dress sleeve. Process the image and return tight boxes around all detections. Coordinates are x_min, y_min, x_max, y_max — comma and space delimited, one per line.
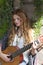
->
0, 30, 10, 50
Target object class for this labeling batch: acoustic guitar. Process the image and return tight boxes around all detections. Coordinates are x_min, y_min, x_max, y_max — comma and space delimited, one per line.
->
0, 41, 43, 65
0, 43, 33, 65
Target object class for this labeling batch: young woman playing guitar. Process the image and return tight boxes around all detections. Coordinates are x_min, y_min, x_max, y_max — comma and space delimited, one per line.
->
0, 8, 43, 65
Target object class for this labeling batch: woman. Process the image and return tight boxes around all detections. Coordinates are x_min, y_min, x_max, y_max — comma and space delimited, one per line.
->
0, 8, 43, 65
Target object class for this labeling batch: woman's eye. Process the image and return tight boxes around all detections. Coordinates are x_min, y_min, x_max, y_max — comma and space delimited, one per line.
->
13, 18, 20, 21
17, 18, 20, 20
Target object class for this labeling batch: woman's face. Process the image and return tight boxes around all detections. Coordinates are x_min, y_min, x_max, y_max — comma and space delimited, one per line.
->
13, 14, 23, 27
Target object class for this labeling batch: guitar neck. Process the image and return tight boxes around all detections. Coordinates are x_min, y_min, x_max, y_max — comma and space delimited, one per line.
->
12, 42, 33, 58
11, 40, 43, 58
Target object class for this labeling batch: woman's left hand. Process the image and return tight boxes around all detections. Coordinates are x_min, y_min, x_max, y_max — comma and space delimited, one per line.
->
31, 35, 43, 55
31, 43, 37, 55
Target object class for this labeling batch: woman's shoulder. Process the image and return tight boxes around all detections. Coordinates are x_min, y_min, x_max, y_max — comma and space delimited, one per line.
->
2, 30, 10, 41
28, 28, 35, 34
28, 28, 35, 42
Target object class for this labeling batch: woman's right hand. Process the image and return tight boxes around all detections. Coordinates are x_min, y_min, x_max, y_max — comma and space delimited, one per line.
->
0, 52, 11, 62
0, 44, 11, 62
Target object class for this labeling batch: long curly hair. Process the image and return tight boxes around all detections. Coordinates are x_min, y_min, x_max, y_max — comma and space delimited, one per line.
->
8, 9, 34, 46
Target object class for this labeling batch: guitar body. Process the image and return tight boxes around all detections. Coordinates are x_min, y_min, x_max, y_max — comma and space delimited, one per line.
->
0, 46, 20, 65
0, 43, 33, 65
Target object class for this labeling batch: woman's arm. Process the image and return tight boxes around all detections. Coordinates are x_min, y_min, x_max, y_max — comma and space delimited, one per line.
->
1, 30, 10, 50
36, 35, 43, 51
0, 39, 10, 62
0, 31, 11, 62
28, 28, 43, 55
31, 35, 43, 55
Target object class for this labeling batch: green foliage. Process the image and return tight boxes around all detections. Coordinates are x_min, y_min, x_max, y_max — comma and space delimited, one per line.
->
0, 0, 13, 39
34, 16, 43, 39
34, 0, 43, 17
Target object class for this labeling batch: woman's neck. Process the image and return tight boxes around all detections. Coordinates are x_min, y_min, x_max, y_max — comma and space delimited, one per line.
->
15, 26, 23, 37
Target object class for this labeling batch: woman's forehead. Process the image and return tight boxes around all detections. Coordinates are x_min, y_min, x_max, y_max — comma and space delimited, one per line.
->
13, 14, 20, 19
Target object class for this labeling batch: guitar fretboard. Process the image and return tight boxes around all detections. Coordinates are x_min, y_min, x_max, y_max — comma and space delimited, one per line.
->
12, 42, 33, 58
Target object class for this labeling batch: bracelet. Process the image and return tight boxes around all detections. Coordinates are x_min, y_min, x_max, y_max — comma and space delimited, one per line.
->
34, 39, 40, 44
33, 40, 40, 47
34, 40, 40, 51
